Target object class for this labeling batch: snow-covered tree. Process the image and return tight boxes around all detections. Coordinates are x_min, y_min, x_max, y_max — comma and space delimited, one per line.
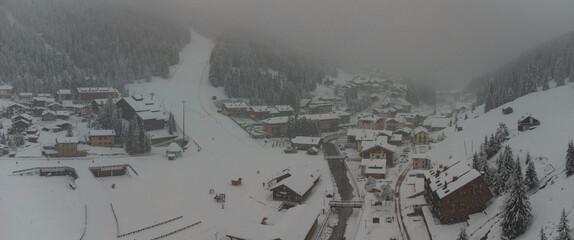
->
494, 145, 515, 195
456, 227, 468, 240
526, 151, 532, 165
167, 112, 176, 135
500, 158, 532, 239
66, 128, 73, 137
566, 140, 574, 177
524, 160, 539, 191
555, 208, 572, 240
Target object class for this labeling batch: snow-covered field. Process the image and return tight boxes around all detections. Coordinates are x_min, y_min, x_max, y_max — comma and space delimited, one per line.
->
424, 82, 574, 239
0, 29, 333, 240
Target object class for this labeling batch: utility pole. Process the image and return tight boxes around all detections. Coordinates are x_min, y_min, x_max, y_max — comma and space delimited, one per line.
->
182, 101, 186, 151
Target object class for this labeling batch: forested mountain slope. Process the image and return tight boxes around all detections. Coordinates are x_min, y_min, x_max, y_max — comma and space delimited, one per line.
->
469, 32, 574, 112
0, 0, 190, 93
208, 37, 338, 111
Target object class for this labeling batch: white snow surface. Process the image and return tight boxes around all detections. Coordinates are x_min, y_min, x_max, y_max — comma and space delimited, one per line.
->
424, 83, 574, 239
0, 29, 333, 240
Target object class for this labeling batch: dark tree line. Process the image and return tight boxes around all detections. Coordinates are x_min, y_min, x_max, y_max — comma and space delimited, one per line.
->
285, 116, 321, 138
469, 32, 574, 112
344, 88, 372, 112
405, 84, 437, 106
0, 0, 190, 94
208, 38, 336, 111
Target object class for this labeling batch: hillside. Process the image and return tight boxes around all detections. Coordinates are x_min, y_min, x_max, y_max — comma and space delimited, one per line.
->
428, 82, 574, 239
0, 0, 190, 93
468, 31, 574, 112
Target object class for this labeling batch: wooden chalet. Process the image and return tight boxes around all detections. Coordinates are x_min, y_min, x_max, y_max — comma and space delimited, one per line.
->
249, 106, 273, 120
41, 110, 57, 121
307, 101, 333, 115
274, 105, 294, 117
261, 117, 289, 137
76, 87, 119, 102
55, 137, 80, 157
360, 158, 387, 179
7, 103, 30, 115
412, 154, 430, 169
89, 130, 116, 146
269, 168, 321, 203
518, 116, 540, 131
19, 92, 33, 101
358, 115, 384, 130
300, 114, 340, 132
290, 136, 323, 150
423, 161, 492, 224
89, 165, 127, 177
222, 102, 249, 116
47, 102, 63, 111
385, 118, 405, 131
413, 127, 430, 145
56, 89, 72, 103
11, 119, 31, 132
0, 85, 12, 98
360, 136, 396, 166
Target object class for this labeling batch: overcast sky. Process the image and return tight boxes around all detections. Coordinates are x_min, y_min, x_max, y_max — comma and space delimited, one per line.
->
178, 0, 574, 89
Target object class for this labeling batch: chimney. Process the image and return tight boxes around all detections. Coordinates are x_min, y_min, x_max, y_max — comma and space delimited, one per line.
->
453, 176, 458, 182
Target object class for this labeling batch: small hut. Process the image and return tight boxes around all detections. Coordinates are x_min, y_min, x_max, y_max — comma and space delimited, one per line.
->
166, 142, 183, 160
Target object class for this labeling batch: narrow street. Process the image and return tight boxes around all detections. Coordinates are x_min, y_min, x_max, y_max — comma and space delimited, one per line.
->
394, 160, 412, 240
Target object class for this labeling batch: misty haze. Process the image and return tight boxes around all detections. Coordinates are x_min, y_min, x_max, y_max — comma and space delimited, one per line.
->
0, 0, 573, 239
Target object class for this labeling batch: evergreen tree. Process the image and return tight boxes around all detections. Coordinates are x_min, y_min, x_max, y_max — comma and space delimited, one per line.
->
494, 145, 514, 195
524, 160, 539, 191
472, 152, 480, 170
138, 119, 147, 154
167, 112, 176, 135
456, 227, 468, 240
66, 128, 73, 137
566, 140, 574, 176
555, 208, 572, 240
526, 151, 532, 165
500, 158, 533, 239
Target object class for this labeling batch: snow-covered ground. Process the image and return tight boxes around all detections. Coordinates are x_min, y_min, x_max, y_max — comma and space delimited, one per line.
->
422, 82, 574, 239
0, 29, 333, 240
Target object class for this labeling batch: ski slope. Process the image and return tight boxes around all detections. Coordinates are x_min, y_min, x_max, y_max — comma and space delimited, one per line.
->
0, 29, 333, 240
425, 82, 574, 239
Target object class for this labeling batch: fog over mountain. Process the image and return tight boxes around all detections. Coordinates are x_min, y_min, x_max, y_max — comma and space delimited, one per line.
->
172, 0, 574, 89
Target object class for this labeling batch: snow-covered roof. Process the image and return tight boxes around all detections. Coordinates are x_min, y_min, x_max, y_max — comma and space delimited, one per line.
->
137, 111, 168, 121
166, 142, 182, 152
77, 87, 119, 93
56, 137, 78, 144
19, 92, 33, 96
364, 159, 387, 175
226, 204, 320, 240
412, 153, 429, 159
274, 105, 294, 112
56, 110, 70, 116
359, 115, 382, 122
8, 103, 30, 109
13, 113, 33, 122
386, 117, 406, 124
394, 127, 412, 134
414, 126, 429, 135
250, 106, 271, 113
37, 93, 51, 98
261, 116, 289, 125
42, 110, 56, 116
361, 136, 396, 153
0, 85, 12, 90
299, 114, 340, 121
348, 129, 392, 141
299, 99, 311, 107
390, 134, 402, 142
89, 130, 116, 137
223, 102, 248, 109
57, 89, 72, 95
270, 168, 321, 196
291, 136, 322, 145
431, 117, 450, 129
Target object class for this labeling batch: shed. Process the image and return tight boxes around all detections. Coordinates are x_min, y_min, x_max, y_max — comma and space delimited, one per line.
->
166, 142, 183, 159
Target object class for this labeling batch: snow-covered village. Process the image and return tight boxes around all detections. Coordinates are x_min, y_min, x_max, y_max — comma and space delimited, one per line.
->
1, 1, 574, 240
